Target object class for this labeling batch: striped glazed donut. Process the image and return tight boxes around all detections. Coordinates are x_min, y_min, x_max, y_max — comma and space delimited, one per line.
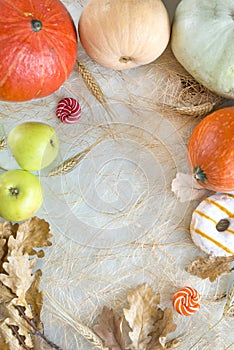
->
172, 286, 200, 316
56, 97, 81, 124
190, 193, 234, 257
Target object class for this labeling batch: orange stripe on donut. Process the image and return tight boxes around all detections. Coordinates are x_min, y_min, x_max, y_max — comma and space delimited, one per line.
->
194, 209, 217, 224
205, 198, 234, 218
226, 194, 234, 199
194, 210, 234, 235
191, 227, 234, 255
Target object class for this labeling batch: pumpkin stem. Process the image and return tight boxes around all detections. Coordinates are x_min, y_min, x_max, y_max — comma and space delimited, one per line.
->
193, 166, 207, 183
31, 19, 43, 32
119, 56, 132, 64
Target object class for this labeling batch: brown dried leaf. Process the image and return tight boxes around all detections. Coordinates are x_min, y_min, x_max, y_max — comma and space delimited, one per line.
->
0, 332, 10, 350
165, 338, 180, 349
25, 270, 43, 329
0, 236, 6, 262
0, 218, 52, 349
0, 250, 35, 298
148, 308, 177, 350
123, 283, 161, 349
0, 249, 35, 312
0, 221, 18, 240
8, 217, 52, 258
185, 255, 234, 282
32, 335, 53, 350
0, 222, 18, 270
2, 321, 33, 350
94, 306, 125, 350
0, 304, 11, 323
223, 284, 234, 317
2, 221, 19, 240
0, 298, 34, 349
123, 283, 176, 350
36, 250, 45, 259
0, 282, 15, 304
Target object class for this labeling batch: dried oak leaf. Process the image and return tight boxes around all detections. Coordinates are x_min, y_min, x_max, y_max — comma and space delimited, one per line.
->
32, 336, 54, 350
0, 332, 10, 350
0, 221, 18, 241
165, 338, 180, 349
94, 306, 126, 350
0, 252, 35, 349
148, 308, 177, 350
0, 303, 11, 323
0, 298, 34, 349
25, 269, 43, 329
1, 320, 33, 350
0, 250, 35, 301
123, 283, 176, 350
123, 283, 161, 350
185, 255, 234, 282
8, 217, 52, 258
0, 222, 18, 269
223, 284, 234, 317
0, 217, 51, 349
0, 237, 6, 262
0, 282, 15, 304
0, 247, 35, 316
0, 282, 42, 349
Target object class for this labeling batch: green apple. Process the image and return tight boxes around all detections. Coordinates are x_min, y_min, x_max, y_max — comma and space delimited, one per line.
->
0, 169, 43, 222
7, 122, 59, 171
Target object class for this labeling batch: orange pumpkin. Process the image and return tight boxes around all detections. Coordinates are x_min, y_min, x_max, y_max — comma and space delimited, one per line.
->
188, 106, 234, 192
0, 0, 78, 102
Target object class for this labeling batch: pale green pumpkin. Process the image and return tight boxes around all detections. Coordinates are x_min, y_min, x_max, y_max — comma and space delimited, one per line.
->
171, 0, 234, 99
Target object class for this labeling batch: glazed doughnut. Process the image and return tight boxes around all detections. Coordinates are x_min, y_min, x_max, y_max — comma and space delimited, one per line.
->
190, 193, 234, 257
172, 286, 200, 316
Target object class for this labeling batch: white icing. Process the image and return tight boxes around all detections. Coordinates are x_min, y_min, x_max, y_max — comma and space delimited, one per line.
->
190, 193, 234, 257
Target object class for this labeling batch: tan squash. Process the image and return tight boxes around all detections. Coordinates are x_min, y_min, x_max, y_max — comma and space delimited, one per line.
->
78, 0, 170, 70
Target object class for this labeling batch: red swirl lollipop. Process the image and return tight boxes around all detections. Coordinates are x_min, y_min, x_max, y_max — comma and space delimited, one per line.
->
56, 97, 81, 124
172, 286, 201, 316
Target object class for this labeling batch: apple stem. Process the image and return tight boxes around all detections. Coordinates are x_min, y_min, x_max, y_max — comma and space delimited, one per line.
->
9, 187, 20, 196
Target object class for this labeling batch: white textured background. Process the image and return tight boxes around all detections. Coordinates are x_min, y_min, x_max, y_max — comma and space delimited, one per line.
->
1, 1, 234, 349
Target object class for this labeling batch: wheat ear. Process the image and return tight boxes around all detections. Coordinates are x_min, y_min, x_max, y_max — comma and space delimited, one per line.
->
77, 60, 120, 127
223, 283, 234, 317
48, 136, 105, 177
45, 292, 107, 350
77, 60, 106, 104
